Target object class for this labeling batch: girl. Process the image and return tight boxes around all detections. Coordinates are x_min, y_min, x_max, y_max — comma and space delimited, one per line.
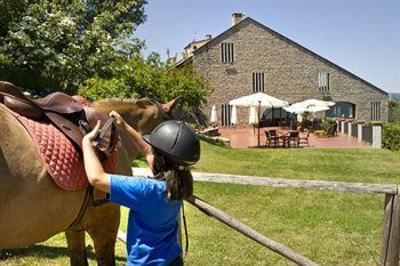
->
82, 112, 200, 266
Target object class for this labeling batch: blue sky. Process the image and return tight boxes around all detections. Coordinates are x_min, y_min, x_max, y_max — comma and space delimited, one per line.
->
136, 0, 400, 93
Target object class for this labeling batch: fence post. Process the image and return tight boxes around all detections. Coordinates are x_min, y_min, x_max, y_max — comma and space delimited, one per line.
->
372, 122, 382, 149
381, 193, 400, 265
357, 121, 364, 142
341, 120, 345, 134
348, 121, 352, 137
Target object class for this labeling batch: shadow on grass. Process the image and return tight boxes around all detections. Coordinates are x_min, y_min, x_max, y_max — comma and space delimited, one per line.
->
0, 244, 125, 262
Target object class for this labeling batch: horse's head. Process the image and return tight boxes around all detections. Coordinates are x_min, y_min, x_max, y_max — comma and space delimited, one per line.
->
93, 97, 180, 134
132, 98, 180, 134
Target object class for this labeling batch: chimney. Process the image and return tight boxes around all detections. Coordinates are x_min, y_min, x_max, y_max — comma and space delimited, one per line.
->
205, 34, 212, 40
232, 13, 244, 26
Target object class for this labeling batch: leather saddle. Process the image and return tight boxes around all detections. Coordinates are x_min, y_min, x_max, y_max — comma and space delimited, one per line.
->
0, 81, 118, 158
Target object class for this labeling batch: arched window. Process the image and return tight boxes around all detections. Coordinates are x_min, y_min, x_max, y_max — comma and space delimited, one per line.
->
326, 102, 356, 118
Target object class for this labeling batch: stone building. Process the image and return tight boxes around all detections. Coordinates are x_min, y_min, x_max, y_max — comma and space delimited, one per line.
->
177, 13, 389, 126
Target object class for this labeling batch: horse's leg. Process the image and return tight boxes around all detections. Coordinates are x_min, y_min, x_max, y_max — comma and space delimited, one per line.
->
66, 229, 88, 266
86, 204, 120, 266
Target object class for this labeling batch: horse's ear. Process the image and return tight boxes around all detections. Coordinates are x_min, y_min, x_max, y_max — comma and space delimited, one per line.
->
163, 97, 181, 113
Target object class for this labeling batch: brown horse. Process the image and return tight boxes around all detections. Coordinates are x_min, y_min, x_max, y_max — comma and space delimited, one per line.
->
0, 96, 178, 265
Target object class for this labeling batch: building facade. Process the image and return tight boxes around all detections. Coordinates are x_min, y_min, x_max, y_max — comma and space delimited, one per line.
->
179, 13, 389, 126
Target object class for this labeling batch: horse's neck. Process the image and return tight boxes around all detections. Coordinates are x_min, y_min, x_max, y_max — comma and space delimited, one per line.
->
118, 128, 138, 162
92, 101, 138, 116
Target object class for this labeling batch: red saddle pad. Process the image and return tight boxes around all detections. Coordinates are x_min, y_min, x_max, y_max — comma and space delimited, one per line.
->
8, 107, 118, 191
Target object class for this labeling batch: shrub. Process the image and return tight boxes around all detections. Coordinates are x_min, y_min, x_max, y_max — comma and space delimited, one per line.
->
383, 123, 400, 151
321, 118, 337, 137
299, 112, 310, 131
389, 101, 400, 123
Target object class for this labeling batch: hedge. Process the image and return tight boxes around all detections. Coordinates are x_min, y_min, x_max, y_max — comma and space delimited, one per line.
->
383, 123, 400, 151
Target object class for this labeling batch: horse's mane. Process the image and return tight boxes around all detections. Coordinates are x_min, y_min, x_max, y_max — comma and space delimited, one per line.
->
95, 97, 158, 105
94, 97, 169, 118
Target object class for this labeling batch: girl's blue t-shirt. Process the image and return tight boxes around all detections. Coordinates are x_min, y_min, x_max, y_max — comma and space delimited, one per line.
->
110, 175, 182, 266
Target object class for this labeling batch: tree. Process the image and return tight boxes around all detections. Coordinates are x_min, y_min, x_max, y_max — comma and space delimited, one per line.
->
79, 52, 211, 110
0, 0, 147, 95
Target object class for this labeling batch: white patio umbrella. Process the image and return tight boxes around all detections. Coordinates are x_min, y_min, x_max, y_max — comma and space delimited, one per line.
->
210, 104, 217, 124
229, 92, 289, 108
284, 99, 335, 114
307, 105, 330, 113
249, 105, 258, 124
231, 105, 237, 125
229, 92, 289, 147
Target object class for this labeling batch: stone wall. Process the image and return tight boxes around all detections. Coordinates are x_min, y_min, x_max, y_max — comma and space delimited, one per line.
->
193, 18, 389, 126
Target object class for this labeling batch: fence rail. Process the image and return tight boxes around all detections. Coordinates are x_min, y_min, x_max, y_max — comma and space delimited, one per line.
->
192, 172, 397, 194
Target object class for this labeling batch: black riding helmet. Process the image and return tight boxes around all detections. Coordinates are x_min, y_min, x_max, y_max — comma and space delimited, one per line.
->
143, 120, 200, 166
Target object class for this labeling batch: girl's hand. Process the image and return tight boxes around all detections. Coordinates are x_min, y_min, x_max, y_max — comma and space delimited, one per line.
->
109, 111, 126, 127
83, 120, 101, 143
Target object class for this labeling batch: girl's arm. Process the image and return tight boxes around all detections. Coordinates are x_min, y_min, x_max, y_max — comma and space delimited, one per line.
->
82, 121, 110, 193
110, 111, 155, 169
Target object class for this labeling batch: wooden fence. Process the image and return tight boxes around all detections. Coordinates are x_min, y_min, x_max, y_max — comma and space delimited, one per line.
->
128, 168, 400, 265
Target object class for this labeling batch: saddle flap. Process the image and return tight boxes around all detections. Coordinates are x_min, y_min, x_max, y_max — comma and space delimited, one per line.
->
34, 92, 83, 114
46, 112, 84, 150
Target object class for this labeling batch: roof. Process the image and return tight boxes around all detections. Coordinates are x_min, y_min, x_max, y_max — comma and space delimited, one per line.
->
193, 17, 388, 96
184, 38, 212, 49
176, 55, 193, 67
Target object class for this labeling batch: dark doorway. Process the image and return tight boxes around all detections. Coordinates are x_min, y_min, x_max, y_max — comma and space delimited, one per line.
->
261, 108, 296, 127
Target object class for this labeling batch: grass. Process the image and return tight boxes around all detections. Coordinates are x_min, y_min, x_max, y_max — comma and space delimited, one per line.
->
2, 142, 400, 265
194, 142, 400, 184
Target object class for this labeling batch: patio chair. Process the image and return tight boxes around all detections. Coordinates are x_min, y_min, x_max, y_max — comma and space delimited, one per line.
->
299, 131, 310, 147
283, 131, 300, 148
265, 130, 280, 148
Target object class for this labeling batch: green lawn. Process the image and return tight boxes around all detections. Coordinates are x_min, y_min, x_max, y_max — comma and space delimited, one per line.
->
2, 142, 400, 265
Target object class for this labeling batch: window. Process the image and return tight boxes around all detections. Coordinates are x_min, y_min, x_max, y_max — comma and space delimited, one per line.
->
318, 72, 330, 92
221, 104, 232, 126
252, 72, 265, 92
326, 102, 355, 118
371, 101, 382, 121
221, 42, 234, 63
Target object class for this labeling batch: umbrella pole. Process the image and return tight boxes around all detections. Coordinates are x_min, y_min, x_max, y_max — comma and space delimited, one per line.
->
272, 107, 275, 127
258, 101, 261, 147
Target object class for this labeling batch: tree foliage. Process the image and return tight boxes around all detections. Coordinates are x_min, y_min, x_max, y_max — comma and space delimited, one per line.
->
79, 53, 210, 110
0, 0, 147, 94
389, 101, 400, 123
383, 123, 400, 151
0, 0, 210, 112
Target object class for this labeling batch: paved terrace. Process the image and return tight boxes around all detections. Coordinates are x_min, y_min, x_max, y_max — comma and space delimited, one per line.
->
218, 127, 371, 149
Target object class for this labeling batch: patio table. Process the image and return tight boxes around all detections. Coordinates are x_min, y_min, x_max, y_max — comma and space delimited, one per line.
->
279, 130, 299, 148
